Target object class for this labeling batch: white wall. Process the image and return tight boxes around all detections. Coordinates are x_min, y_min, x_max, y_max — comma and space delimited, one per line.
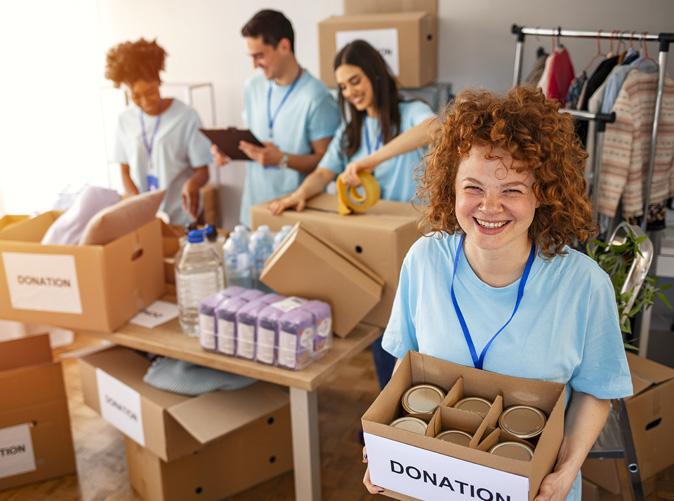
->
1, 0, 673, 228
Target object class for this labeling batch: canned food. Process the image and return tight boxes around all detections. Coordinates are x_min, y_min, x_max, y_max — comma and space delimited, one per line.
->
452, 396, 492, 415
435, 429, 473, 446
498, 405, 547, 441
390, 416, 428, 435
489, 441, 534, 461
401, 384, 445, 416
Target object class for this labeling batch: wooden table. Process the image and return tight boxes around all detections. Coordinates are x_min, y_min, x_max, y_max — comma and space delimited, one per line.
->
83, 308, 383, 501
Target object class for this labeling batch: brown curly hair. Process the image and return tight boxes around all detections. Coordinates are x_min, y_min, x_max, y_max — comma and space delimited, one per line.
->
418, 86, 596, 258
104, 38, 167, 88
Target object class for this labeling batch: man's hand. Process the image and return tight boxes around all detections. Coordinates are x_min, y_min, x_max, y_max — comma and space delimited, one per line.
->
182, 178, 201, 221
239, 140, 283, 167
211, 144, 230, 167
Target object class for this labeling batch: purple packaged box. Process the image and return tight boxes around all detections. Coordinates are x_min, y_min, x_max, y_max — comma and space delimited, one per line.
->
221, 286, 248, 299
198, 291, 228, 352
302, 300, 333, 356
258, 293, 285, 305
235, 298, 274, 360
239, 289, 265, 302
215, 297, 249, 356
256, 297, 305, 366
278, 308, 315, 370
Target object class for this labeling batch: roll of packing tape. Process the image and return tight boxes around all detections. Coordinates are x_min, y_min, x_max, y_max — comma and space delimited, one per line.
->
336, 172, 381, 215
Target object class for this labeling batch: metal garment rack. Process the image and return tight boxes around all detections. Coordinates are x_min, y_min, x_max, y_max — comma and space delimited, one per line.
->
511, 25, 674, 232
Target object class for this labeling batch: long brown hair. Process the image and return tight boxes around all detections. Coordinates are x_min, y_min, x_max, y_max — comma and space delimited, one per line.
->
334, 40, 402, 158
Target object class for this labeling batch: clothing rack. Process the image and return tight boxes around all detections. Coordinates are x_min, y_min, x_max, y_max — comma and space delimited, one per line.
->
511, 25, 674, 231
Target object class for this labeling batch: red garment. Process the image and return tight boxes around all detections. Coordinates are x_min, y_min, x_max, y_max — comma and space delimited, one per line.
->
547, 47, 574, 104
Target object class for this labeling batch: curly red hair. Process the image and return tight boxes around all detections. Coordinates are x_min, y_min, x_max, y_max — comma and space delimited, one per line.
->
104, 38, 167, 88
418, 87, 596, 258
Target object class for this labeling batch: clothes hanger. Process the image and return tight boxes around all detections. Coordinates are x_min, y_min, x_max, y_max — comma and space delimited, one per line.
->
583, 29, 606, 72
535, 28, 547, 58
635, 32, 657, 70
607, 30, 618, 58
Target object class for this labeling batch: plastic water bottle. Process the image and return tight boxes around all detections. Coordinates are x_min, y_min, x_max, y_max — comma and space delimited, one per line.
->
249, 228, 274, 291
234, 225, 250, 245
273, 225, 293, 250
205, 224, 226, 263
175, 228, 225, 337
223, 232, 251, 288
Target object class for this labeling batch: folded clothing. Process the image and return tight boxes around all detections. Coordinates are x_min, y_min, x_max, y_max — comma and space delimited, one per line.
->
143, 356, 257, 396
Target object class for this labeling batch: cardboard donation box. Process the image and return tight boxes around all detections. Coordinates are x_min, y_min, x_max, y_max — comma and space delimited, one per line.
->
362, 351, 566, 501
318, 1, 437, 89
0, 334, 76, 491
582, 352, 674, 490
0, 212, 165, 333
251, 194, 421, 330
260, 223, 384, 337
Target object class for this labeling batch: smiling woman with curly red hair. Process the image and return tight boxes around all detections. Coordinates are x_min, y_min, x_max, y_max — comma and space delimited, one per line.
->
360, 87, 632, 501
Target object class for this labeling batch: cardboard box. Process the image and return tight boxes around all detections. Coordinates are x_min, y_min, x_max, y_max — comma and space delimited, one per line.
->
318, 11, 437, 88
78, 345, 290, 462
0, 212, 165, 333
0, 215, 29, 233
362, 351, 566, 501
124, 398, 292, 500
582, 353, 674, 491
0, 334, 76, 491
582, 458, 657, 498
251, 194, 421, 329
260, 223, 384, 337
343, 0, 438, 15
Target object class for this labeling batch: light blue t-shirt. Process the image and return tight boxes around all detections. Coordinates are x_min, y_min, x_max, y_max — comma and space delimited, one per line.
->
600, 57, 658, 113
113, 99, 211, 226
240, 71, 340, 227
320, 100, 435, 203
383, 233, 633, 501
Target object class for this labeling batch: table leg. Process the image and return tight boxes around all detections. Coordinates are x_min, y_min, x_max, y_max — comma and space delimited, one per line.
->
290, 386, 321, 501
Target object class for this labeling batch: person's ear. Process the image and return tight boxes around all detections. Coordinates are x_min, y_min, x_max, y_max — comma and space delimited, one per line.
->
278, 38, 291, 54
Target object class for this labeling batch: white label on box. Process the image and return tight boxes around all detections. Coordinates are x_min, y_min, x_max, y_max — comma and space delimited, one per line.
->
336, 29, 400, 76
237, 323, 255, 359
270, 297, 305, 313
2, 252, 82, 314
364, 433, 529, 501
0, 424, 36, 479
130, 300, 179, 328
96, 368, 145, 446
199, 313, 216, 350
217, 318, 235, 355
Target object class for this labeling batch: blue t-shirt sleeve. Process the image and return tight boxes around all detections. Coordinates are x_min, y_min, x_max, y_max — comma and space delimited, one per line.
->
185, 109, 212, 167
318, 123, 347, 175
403, 100, 436, 129
569, 272, 633, 399
382, 241, 424, 359
306, 93, 341, 143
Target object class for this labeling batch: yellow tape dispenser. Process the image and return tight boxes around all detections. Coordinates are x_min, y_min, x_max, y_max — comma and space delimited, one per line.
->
336, 171, 381, 215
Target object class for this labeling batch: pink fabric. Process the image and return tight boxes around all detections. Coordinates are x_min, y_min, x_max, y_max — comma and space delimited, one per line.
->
547, 48, 575, 105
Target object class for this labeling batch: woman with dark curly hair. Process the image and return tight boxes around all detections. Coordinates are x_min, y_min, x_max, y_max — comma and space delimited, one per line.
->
105, 38, 211, 225
361, 87, 632, 501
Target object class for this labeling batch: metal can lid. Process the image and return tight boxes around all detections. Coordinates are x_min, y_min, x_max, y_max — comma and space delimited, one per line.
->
452, 396, 492, 415
434, 429, 473, 446
390, 416, 428, 435
402, 384, 445, 415
498, 405, 547, 439
489, 441, 534, 461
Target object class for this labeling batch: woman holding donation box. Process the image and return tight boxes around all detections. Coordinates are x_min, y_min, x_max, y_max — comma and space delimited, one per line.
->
106, 38, 211, 225
269, 39, 435, 390
361, 87, 632, 501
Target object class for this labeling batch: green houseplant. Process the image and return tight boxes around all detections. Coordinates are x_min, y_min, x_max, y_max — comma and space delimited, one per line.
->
587, 223, 672, 350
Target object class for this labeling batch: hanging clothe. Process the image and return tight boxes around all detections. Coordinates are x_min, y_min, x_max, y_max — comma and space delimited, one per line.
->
565, 70, 587, 109
598, 69, 674, 219
576, 56, 620, 145
601, 57, 657, 114
525, 49, 549, 87
543, 47, 575, 104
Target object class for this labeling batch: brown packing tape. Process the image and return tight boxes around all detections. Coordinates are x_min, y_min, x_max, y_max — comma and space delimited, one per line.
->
337, 172, 381, 215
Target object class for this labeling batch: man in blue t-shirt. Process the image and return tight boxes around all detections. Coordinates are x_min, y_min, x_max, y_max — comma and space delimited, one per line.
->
213, 9, 341, 227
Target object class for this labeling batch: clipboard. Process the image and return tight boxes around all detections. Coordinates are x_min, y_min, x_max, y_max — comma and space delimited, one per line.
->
200, 128, 264, 161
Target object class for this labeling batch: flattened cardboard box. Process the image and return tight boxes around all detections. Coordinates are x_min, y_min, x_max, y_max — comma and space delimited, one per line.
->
362, 351, 566, 501
343, 0, 438, 15
318, 11, 437, 88
0, 212, 165, 333
79, 345, 290, 462
582, 352, 674, 490
0, 334, 76, 491
260, 222, 384, 337
251, 194, 421, 329
124, 400, 292, 501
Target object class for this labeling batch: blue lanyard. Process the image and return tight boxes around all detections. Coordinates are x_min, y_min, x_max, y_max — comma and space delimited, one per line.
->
364, 116, 383, 155
139, 99, 164, 168
267, 66, 303, 139
450, 233, 536, 370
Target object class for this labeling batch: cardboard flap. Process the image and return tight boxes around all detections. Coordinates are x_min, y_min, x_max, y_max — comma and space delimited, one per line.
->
344, 0, 437, 15
0, 333, 52, 371
0, 211, 60, 242
626, 352, 674, 396
304, 193, 422, 221
166, 382, 289, 445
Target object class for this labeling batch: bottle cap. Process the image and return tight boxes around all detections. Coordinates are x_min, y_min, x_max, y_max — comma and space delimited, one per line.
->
187, 229, 207, 243
435, 429, 473, 446
401, 384, 445, 415
389, 416, 428, 435
489, 441, 534, 461
452, 396, 492, 415
498, 405, 547, 439
205, 225, 217, 242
